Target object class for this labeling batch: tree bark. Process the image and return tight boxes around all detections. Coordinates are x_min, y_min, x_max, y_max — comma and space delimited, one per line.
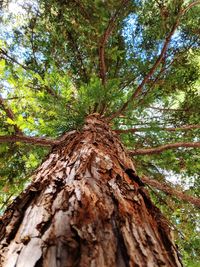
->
0, 114, 182, 267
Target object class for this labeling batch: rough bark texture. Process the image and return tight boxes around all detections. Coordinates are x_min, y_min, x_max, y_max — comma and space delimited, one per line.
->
0, 114, 182, 267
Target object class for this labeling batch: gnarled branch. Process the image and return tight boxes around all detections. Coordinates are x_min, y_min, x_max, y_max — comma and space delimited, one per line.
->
141, 175, 200, 208
129, 142, 200, 155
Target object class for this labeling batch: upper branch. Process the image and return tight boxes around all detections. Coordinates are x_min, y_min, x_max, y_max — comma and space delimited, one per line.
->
141, 175, 200, 208
99, 0, 129, 85
108, 1, 200, 120
129, 142, 200, 155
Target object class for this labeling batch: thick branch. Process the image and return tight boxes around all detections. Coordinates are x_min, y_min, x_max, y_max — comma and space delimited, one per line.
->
141, 175, 200, 208
129, 142, 200, 155
0, 131, 76, 147
99, 0, 129, 85
0, 135, 56, 146
108, 1, 200, 120
115, 124, 200, 134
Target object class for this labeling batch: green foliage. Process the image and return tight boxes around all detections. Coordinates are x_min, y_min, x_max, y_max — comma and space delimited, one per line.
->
76, 76, 125, 115
0, 0, 200, 265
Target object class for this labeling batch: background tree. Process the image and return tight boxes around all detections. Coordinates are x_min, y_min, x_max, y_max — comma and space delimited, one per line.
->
0, 0, 200, 266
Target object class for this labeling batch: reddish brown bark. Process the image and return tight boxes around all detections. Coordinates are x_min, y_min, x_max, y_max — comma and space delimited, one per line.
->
0, 114, 182, 267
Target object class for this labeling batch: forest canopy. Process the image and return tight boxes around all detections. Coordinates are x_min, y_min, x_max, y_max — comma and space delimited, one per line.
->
0, 0, 200, 266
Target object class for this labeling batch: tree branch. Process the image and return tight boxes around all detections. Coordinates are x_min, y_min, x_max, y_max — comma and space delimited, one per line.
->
115, 124, 200, 134
108, 1, 200, 120
182, 0, 200, 15
141, 175, 200, 208
66, 30, 89, 83
73, 0, 91, 21
0, 49, 59, 99
0, 48, 30, 71
0, 135, 57, 146
148, 106, 187, 112
99, 0, 129, 85
0, 131, 76, 147
0, 94, 22, 134
136, 56, 179, 106
129, 142, 200, 155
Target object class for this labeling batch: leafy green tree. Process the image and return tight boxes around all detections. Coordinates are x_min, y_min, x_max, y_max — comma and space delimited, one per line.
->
0, 0, 200, 266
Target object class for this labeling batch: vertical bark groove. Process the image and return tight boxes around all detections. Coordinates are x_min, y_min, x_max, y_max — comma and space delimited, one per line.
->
0, 114, 182, 267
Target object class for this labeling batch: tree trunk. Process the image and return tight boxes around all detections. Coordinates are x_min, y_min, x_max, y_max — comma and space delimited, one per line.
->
0, 114, 182, 267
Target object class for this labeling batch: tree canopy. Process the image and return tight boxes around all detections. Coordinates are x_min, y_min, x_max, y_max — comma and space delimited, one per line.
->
0, 0, 200, 265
